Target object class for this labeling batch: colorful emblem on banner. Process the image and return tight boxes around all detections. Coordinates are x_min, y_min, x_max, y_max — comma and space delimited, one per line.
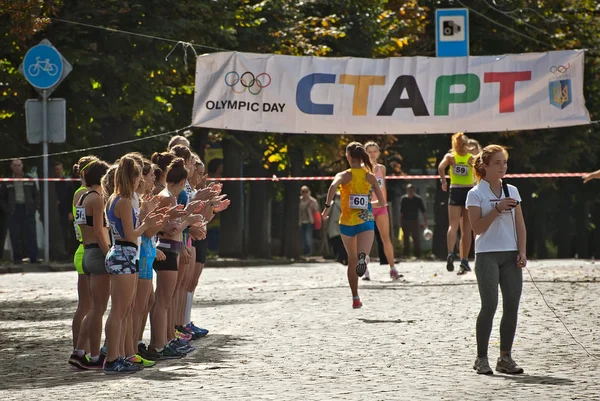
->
548, 63, 572, 110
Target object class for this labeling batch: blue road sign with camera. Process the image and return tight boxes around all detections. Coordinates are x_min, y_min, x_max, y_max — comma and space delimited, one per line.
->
435, 8, 469, 57
23, 44, 64, 89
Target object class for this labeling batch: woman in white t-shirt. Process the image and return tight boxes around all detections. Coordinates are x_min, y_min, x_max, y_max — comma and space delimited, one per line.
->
465, 145, 527, 376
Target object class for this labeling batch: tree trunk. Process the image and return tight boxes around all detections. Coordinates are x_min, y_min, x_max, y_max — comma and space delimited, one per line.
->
556, 182, 573, 258
247, 160, 272, 258
190, 127, 209, 162
218, 136, 245, 258
282, 140, 303, 259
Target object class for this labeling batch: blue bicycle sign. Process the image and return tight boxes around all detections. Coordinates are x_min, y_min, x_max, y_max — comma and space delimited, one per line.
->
28, 57, 59, 77
23, 44, 63, 89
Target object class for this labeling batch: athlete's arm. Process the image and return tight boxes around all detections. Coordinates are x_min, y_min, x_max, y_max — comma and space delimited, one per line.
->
90, 194, 110, 255
117, 198, 156, 240
367, 173, 386, 208
438, 154, 453, 192
322, 172, 347, 219
583, 169, 600, 183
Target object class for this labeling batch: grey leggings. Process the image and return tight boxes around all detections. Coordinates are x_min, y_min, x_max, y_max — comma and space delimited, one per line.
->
475, 251, 522, 357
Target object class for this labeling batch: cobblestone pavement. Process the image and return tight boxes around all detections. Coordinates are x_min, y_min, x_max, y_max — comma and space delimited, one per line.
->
0, 260, 599, 400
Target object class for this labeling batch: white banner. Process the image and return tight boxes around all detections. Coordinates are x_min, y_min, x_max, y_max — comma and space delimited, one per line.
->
192, 51, 590, 134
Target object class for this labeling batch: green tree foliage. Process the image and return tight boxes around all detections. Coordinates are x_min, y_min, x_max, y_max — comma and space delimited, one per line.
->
1, 0, 599, 258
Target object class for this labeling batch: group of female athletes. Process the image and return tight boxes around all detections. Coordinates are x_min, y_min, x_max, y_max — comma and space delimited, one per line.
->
323, 136, 529, 375
68, 135, 230, 375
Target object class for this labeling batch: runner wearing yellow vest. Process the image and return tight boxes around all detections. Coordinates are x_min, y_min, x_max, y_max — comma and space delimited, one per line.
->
322, 142, 385, 309
70, 156, 97, 358
438, 132, 476, 275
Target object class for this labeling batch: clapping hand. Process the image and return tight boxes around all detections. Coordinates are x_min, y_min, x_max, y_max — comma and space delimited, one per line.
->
186, 200, 209, 214
143, 211, 165, 228
190, 225, 207, 241
186, 213, 206, 227
212, 198, 230, 213
167, 204, 188, 220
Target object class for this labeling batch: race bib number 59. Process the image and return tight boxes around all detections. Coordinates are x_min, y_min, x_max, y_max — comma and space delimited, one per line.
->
453, 164, 469, 176
349, 194, 369, 210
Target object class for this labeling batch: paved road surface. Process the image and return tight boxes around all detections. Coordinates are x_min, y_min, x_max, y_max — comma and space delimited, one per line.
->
0, 260, 598, 400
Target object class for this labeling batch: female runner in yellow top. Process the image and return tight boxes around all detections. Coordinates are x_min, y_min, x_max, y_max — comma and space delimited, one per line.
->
322, 142, 385, 309
438, 132, 476, 275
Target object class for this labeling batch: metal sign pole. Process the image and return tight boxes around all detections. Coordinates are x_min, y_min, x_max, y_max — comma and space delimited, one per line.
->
42, 90, 50, 264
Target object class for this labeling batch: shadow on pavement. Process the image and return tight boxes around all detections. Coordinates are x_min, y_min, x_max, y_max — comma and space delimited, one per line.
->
0, 298, 78, 322
357, 318, 416, 324
492, 374, 576, 385
0, 297, 266, 322
0, 334, 246, 390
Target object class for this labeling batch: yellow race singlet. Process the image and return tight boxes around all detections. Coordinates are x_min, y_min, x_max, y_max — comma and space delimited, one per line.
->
449, 153, 474, 186
339, 168, 374, 226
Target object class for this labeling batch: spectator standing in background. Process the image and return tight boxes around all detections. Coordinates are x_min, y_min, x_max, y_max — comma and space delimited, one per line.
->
299, 185, 319, 257
386, 155, 406, 246
0, 159, 39, 263
326, 192, 348, 265
400, 184, 428, 258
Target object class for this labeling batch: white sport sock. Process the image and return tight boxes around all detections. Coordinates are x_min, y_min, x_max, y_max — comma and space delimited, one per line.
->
184, 291, 194, 325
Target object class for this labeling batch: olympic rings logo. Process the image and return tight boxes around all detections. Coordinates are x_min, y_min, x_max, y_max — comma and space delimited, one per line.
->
224, 71, 272, 95
550, 63, 570, 76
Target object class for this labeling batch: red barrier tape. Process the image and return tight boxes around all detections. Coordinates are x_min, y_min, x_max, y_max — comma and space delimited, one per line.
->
0, 173, 587, 182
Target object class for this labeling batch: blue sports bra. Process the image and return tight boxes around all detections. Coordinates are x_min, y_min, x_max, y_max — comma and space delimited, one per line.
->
107, 196, 137, 240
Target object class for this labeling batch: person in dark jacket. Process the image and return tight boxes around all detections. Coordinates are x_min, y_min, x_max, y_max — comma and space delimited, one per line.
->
0, 159, 39, 263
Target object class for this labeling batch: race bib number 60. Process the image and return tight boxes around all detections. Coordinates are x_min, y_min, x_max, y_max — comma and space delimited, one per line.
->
349, 194, 369, 210
453, 164, 469, 176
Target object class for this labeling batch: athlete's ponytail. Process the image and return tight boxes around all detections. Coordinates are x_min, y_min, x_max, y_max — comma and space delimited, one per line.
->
451, 132, 468, 155
346, 141, 373, 173
114, 156, 142, 199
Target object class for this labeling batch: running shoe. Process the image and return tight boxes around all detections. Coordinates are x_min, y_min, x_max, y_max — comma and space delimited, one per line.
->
171, 338, 195, 354
154, 345, 185, 360
187, 322, 209, 338
356, 252, 368, 277
138, 343, 161, 361
68, 352, 87, 370
80, 354, 105, 370
457, 260, 472, 275
103, 357, 138, 375
390, 267, 403, 280
496, 354, 524, 374
352, 298, 363, 309
129, 354, 156, 368
175, 328, 193, 342
446, 253, 455, 272
177, 325, 200, 340
362, 268, 371, 281
473, 357, 493, 375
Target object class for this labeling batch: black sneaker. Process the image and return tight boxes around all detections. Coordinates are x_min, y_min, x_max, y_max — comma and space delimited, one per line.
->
138, 343, 161, 361
68, 352, 87, 370
457, 261, 472, 275
356, 252, 368, 277
80, 353, 105, 370
446, 254, 455, 272
153, 345, 185, 360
